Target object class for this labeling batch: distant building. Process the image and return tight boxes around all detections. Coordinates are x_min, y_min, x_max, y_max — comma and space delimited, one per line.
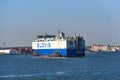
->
90, 44, 120, 52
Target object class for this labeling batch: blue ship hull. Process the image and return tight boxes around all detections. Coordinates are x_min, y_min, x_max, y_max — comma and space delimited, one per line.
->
33, 49, 82, 57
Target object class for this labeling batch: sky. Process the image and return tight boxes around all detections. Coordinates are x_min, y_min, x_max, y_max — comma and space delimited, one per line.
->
0, 0, 120, 47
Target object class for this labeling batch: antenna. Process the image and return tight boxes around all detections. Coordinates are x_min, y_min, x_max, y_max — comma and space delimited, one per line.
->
58, 30, 60, 34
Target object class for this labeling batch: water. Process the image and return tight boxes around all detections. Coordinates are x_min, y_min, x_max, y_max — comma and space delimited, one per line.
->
0, 52, 120, 80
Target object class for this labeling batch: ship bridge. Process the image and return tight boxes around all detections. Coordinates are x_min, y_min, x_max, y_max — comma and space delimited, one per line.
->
35, 32, 66, 42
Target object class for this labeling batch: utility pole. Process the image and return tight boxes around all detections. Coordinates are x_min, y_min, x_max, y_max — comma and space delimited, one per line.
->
3, 41, 5, 49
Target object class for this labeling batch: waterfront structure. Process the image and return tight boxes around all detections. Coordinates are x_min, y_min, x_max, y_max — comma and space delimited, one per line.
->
0, 47, 32, 54
90, 44, 120, 52
0, 49, 18, 54
32, 32, 85, 57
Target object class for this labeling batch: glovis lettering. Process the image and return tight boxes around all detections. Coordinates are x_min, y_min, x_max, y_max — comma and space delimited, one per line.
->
37, 43, 51, 48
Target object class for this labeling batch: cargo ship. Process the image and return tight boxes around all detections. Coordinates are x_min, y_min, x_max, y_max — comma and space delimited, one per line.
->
32, 32, 85, 57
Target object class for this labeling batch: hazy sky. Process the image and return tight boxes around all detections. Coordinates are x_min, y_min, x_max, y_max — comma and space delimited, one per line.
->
0, 0, 120, 47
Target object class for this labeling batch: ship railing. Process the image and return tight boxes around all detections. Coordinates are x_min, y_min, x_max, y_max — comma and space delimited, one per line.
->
35, 39, 57, 42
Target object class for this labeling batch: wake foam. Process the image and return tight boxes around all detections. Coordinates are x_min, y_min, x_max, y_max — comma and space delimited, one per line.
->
0, 74, 35, 78
56, 71, 65, 75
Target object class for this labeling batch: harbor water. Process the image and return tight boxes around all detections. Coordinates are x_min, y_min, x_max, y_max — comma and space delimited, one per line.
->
0, 52, 120, 80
